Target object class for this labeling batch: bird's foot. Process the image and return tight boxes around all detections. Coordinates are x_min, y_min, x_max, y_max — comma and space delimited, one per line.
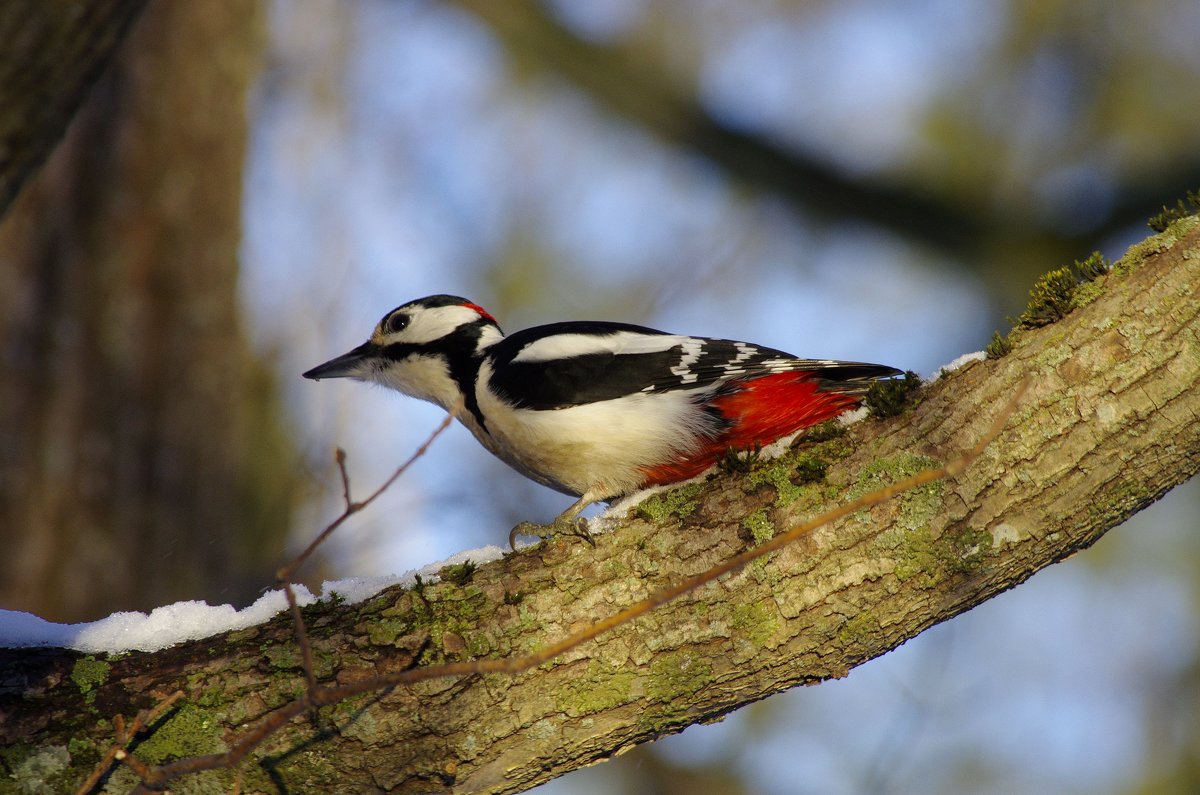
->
509, 516, 595, 550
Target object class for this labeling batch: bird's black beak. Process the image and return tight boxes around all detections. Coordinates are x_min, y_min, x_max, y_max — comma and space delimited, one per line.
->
303, 342, 375, 380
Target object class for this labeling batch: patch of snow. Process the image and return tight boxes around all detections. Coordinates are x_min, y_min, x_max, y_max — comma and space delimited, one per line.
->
593, 482, 678, 533
837, 406, 870, 426
758, 427, 805, 456
0, 545, 510, 654
0, 588, 315, 655
933, 350, 985, 379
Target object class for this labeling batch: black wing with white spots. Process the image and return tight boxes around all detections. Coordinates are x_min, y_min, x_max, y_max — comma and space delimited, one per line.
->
485, 321, 900, 410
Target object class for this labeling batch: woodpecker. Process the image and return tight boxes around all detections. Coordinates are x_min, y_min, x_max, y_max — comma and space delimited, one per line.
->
304, 295, 901, 546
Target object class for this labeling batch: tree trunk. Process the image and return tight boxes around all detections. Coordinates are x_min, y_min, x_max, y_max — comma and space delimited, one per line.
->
2, 217, 1198, 793
0, 0, 147, 217
0, 1, 296, 622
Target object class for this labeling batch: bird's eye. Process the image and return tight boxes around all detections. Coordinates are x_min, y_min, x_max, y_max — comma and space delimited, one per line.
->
384, 312, 410, 334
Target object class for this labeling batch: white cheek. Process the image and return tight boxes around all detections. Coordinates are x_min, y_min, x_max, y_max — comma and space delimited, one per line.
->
386, 306, 484, 345
370, 355, 460, 410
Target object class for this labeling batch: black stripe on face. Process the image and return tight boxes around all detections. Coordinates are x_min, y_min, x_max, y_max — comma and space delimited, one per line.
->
383, 318, 493, 428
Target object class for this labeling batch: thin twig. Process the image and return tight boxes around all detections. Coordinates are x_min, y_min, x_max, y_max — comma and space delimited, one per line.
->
336, 447, 351, 507
284, 583, 318, 697
74, 691, 184, 795
277, 412, 457, 698
277, 412, 456, 584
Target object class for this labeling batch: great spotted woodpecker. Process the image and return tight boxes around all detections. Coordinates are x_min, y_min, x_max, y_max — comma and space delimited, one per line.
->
304, 295, 900, 546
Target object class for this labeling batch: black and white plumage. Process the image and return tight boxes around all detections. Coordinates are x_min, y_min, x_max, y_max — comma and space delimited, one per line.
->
304, 295, 900, 542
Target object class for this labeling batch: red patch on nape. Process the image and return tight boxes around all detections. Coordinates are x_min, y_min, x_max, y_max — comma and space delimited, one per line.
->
639, 371, 862, 488
461, 301, 498, 324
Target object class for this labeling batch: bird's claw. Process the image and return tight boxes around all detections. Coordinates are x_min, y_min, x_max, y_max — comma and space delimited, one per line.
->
509, 516, 594, 550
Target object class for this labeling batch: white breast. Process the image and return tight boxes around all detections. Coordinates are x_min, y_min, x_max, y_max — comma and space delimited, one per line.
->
471, 360, 715, 497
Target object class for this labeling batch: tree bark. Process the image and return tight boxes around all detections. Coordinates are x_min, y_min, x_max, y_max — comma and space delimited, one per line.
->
2, 218, 1198, 794
0, 0, 147, 218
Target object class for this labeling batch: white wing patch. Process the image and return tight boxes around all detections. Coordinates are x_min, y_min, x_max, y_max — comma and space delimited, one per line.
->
760, 357, 797, 372
513, 331, 686, 363
668, 338, 705, 384
720, 342, 759, 376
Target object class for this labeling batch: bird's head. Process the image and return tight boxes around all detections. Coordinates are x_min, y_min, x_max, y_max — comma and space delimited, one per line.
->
303, 295, 503, 408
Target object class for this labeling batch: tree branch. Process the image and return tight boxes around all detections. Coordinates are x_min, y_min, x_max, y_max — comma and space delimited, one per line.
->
2, 219, 1198, 794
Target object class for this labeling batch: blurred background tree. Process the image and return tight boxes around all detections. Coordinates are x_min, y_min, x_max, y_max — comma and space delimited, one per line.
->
0, 3, 297, 621
2, 1, 1198, 793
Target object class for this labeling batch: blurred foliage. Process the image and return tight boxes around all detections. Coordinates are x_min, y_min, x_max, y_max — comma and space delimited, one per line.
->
450, 0, 1200, 316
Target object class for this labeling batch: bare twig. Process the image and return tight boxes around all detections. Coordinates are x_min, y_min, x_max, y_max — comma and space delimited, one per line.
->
278, 413, 457, 699
74, 690, 184, 795
277, 411, 457, 584
336, 447, 351, 506
283, 584, 318, 697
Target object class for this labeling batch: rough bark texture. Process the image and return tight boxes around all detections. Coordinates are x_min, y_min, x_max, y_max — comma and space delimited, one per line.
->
2, 218, 1198, 793
0, 0, 147, 218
